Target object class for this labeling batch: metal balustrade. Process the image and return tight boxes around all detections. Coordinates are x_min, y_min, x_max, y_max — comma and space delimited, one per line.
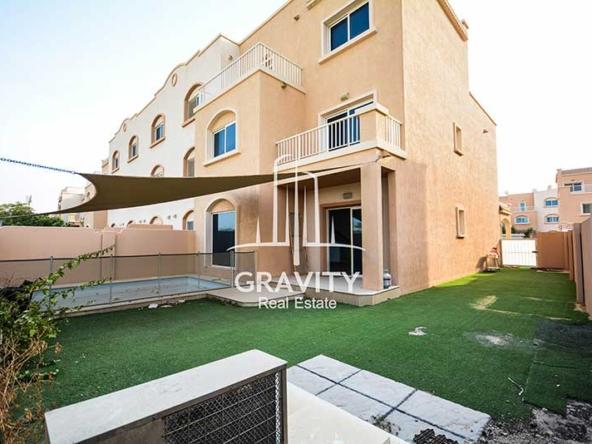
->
196, 43, 303, 108
276, 111, 402, 165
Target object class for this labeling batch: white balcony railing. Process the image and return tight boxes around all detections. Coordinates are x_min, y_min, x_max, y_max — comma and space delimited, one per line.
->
276, 111, 402, 165
196, 43, 302, 108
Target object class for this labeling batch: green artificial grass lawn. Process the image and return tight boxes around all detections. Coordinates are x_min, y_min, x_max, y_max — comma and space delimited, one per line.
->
42, 268, 590, 421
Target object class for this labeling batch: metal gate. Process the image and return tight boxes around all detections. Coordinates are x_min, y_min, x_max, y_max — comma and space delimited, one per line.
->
501, 239, 537, 267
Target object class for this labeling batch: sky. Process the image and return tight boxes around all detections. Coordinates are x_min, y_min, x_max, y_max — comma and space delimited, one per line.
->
0, 0, 591, 213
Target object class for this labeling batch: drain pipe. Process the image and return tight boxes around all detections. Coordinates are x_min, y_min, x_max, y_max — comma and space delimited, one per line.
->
157, 252, 162, 295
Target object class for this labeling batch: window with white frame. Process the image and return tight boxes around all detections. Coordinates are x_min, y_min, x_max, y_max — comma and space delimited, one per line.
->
326, 1, 370, 53
183, 210, 195, 230
185, 84, 201, 121
566, 182, 583, 193
515, 215, 529, 224
151, 165, 165, 177
544, 197, 559, 207
184, 148, 195, 177
455, 206, 466, 238
128, 136, 138, 160
518, 201, 527, 211
453, 123, 463, 155
545, 215, 559, 223
213, 122, 236, 158
152, 115, 165, 144
582, 203, 592, 214
111, 151, 120, 172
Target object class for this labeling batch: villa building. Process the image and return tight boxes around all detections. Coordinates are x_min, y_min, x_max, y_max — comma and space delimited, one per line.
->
101, 0, 499, 296
57, 187, 85, 226
500, 187, 560, 233
556, 167, 592, 229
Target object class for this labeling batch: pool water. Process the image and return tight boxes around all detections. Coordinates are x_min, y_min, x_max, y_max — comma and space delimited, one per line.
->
33, 276, 227, 309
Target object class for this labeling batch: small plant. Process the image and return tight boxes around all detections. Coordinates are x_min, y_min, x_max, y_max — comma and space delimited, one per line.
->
0, 246, 112, 443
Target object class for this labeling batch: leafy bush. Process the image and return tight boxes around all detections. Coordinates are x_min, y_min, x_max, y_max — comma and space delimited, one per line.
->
0, 247, 111, 442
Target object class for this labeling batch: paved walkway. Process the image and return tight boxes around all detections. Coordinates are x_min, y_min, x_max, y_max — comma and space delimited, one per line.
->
288, 355, 490, 443
206, 287, 302, 307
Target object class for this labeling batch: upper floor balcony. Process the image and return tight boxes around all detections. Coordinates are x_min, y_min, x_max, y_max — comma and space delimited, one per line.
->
194, 43, 303, 110
275, 106, 403, 168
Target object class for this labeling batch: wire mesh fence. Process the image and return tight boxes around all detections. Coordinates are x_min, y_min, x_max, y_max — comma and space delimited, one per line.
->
0, 252, 256, 309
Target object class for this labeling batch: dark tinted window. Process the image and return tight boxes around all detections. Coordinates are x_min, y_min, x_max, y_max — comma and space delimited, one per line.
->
349, 3, 369, 39
330, 17, 348, 50
212, 211, 236, 266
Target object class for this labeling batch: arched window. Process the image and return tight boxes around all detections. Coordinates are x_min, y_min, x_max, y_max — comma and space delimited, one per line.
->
544, 198, 559, 207
183, 210, 194, 230
111, 151, 120, 172
206, 199, 236, 267
128, 136, 139, 160
150, 216, 163, 225
515, 215, 529, 224
151, 115, 165, 144
151, 165, 165, 177
183, 148, 195, 177
184, 84, 202, 121
545, 214, 559, 223
207, 110, 237, 160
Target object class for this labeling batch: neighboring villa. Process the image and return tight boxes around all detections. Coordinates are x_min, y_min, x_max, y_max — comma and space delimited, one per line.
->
77, 0, 499, 296
500, 167, 592, 234
57, 187, 85, 226
556, 167, 592, 229
500, 187, 560, 233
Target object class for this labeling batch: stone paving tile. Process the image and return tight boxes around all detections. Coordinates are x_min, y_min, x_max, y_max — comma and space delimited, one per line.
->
342, 370, 415, 407
318, 385, 391, 422
287, 366, 334, 395
398, 390, 491, 441
298, 355, 359, 382
384, 410, 468, 443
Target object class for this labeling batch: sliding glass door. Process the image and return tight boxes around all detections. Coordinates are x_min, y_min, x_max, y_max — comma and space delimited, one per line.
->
327, 207, 362, 275
212, 211, 236, 266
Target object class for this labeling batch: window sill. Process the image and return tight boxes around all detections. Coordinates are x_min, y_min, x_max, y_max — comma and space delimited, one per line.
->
454, 148, 464, 156
127, 155, 138, 163
203, 149, 240, 166
111, 168, 119, 174
182, 117, 196, 127
319, 28, 377, 65
456, 234, 465, 239
150, 137, 165, 149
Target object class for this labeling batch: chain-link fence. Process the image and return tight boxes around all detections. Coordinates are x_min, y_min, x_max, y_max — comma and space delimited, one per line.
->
0, 252, 256, 309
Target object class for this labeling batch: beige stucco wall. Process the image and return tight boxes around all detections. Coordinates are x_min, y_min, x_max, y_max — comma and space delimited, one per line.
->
580, 218, 592, 314
556, 170, 592, 226
397, 0, 498, 291
187, 0, 498, 294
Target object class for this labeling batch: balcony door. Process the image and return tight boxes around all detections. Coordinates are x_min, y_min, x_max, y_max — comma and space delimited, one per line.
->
327, 207, 362, 276
325, 101, 373, 150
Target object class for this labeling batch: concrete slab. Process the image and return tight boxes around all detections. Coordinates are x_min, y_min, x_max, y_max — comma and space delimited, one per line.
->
288, 383, 404, 444
287, 366, 334, 395
398, 390, 491, 441
298, 355, 360, 382
318, 385, 391, 423
342, 370, 415, 407
206, 287, 301, 307
383, 410, 465, 443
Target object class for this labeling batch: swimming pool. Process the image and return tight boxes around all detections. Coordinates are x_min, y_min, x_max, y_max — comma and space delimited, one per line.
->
33, 275, 227, 309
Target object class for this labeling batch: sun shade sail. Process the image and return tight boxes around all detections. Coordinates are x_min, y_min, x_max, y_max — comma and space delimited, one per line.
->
51, 172, 295, 215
